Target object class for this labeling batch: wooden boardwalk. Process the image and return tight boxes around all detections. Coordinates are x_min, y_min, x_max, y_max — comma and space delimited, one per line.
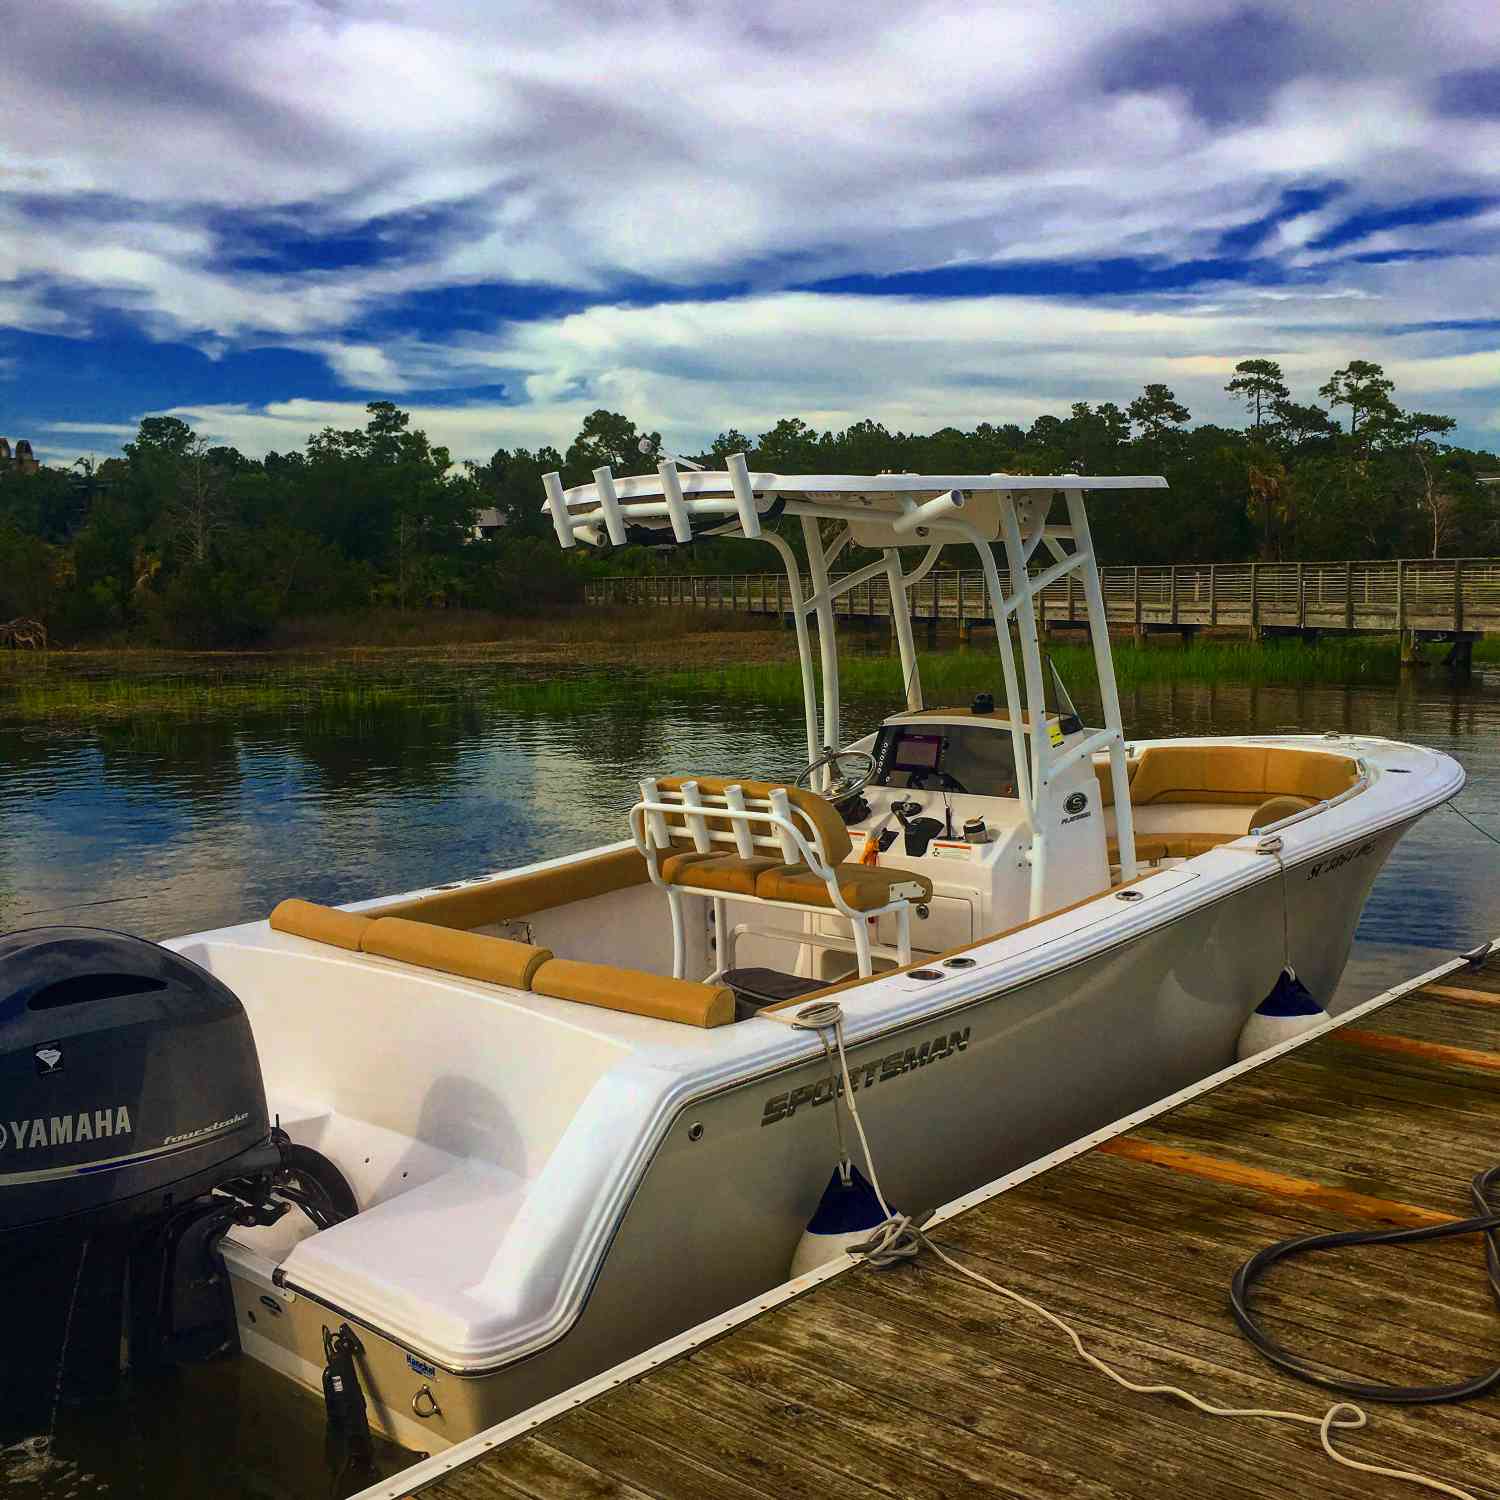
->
587, 558, 1500, 645
394, 946, 1500, 1500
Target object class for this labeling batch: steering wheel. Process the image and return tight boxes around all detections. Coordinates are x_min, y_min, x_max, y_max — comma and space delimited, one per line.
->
796, 746, 876, 806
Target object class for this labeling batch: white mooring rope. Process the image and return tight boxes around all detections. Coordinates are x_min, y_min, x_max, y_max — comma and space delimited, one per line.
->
794, 1003, 1474, 1500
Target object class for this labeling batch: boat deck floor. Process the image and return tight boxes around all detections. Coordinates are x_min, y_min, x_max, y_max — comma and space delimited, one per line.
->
413, 946, 1500, 1500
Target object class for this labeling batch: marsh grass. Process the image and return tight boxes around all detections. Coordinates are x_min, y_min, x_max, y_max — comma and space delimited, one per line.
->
0, 631, 1464, 725
485, 637, 1407, 714
265, 606, 778, 650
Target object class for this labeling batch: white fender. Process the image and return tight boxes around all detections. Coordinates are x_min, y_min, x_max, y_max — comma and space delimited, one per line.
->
789, 1163, 889, 1278
1237, 967, 1325, 1061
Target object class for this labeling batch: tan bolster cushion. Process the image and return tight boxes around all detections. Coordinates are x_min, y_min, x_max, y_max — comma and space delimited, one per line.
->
361, 917, 552, 989
1092, 758, 1139, 808
375, 847, 649, 931
530, 959, 734, 1028
1110, 832, 1238, 861
754, 862, 934, 912
1248, 794, 1315, 831
661, 852, 782, 895
269, 899, 373, 952
655, 776, 853, 867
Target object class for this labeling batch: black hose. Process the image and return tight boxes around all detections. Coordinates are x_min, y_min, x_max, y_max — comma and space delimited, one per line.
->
1229, 1164, 1500, 1404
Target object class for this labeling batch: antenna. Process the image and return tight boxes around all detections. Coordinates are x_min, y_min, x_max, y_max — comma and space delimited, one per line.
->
639, 435, 704, 471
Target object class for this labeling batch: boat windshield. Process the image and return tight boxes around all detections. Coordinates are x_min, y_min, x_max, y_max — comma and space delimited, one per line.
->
871, 723, 1020, 798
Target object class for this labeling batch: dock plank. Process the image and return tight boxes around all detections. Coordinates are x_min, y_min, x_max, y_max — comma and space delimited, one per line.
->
415, 954, 1500, 1500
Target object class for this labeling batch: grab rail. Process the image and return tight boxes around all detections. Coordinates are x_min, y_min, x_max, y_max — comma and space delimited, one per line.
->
1252, 758, 1373, 849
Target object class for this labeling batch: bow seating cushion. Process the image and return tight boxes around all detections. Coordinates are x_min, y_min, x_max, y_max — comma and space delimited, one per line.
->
1106, 833, 1237, 863
1094, 747, 1358, 809
1127, 745, 1359, 807
754, 862, 933, 912
1105, 836, 1170, 865
1090, 760, 1138, 808
1248, 794, 1315, 830
531, 958, 734, 1028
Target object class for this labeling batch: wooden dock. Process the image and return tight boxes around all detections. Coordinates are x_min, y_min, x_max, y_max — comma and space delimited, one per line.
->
587, 558, 1500, 648
379, 945, 1500, 1500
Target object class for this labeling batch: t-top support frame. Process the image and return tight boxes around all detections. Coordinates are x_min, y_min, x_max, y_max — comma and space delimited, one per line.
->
544, 461, 1163, 916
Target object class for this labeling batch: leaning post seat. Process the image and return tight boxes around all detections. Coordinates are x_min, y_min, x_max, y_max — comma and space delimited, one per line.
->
631, 774, 933, 980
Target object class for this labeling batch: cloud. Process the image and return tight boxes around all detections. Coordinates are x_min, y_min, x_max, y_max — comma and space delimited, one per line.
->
3, 1, 1499, 341
38, 421, 140, 436
163, 274, 1500, 462
3, 0, 1497, 454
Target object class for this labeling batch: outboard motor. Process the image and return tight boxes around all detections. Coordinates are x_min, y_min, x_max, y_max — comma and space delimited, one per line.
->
0, 927, 348, 1443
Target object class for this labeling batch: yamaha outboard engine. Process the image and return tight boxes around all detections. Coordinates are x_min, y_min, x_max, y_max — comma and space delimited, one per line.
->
0, 927, 342, 1443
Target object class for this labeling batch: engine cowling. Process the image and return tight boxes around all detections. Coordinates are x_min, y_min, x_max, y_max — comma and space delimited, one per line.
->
0, 927, 273, 1235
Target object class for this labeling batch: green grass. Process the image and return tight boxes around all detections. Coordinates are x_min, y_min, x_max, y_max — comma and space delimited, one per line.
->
1, 669, 429, 721
266, 606, 778, 650
482, 637, 1406, 713
0, 633, 1459, 724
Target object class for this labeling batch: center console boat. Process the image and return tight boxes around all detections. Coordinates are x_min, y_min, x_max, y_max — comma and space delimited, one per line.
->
1, 460, 1462, 1453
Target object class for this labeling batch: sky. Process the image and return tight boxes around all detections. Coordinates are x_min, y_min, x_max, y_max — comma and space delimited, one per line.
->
2, 0, 1499, 466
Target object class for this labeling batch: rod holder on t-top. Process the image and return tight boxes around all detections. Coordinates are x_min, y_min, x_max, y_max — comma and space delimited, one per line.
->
541, 457, 1167, 916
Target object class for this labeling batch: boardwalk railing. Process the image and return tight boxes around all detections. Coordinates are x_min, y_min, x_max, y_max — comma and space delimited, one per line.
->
586, 558, 1500, 638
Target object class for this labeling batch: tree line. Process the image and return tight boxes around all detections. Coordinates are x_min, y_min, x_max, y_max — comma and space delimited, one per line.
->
0, 360, 1493, 647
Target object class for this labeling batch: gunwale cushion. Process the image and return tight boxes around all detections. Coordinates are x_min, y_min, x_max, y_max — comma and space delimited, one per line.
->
361, 917, 552, 989
530, 958, 734, 1028
269, 899, 373, 952
374, 847, 650, 932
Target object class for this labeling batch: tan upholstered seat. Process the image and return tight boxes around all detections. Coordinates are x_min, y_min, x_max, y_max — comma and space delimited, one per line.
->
375, 846, 649, 931
1127, 745, 1359, 807
636, 773, 928, 978
530, 958, 733, 1027
1108, 832, 1238, 863
660, 851, 782, 895
754, 862, 933, 912
1105, 836, 1170, 866
1247, 794, 1314, 831
1092, 759, 1139, 808
361, 918, 553, 989
269, 899, 374, 952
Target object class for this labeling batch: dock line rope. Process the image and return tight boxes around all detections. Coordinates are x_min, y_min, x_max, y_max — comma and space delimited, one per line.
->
1447, 800, 1500, 849
791, 1001, 1477, 1500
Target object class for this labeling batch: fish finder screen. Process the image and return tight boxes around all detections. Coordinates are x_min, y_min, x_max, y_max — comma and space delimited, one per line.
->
873, 723, 1020, 796
890, 733, 943, 771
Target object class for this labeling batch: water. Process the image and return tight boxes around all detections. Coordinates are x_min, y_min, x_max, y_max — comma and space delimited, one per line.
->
2, 653, 1498, 1497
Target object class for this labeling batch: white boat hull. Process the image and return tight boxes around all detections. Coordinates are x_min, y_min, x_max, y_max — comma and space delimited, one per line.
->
208, 793, 1421, 1450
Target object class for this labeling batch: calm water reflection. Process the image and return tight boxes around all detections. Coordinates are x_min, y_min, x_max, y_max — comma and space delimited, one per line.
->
2, 658, 1498, 1498
4, 666, 1496, 967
